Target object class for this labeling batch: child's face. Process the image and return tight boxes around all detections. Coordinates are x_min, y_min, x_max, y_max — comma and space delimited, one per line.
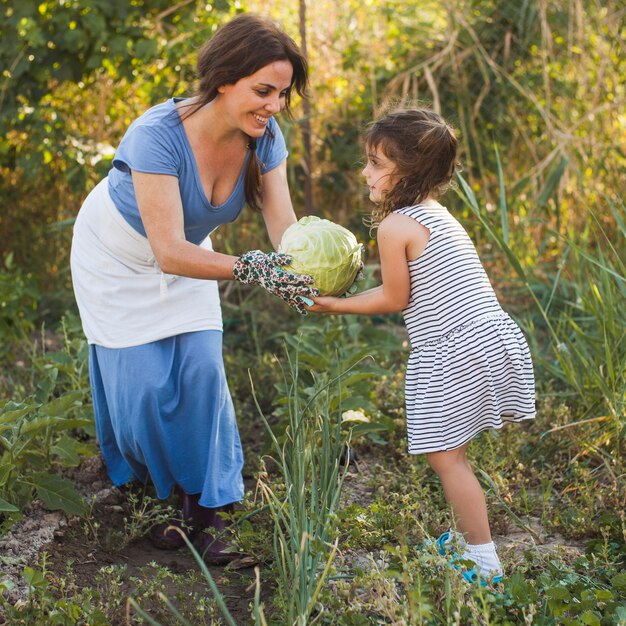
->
362, 145, 398, 203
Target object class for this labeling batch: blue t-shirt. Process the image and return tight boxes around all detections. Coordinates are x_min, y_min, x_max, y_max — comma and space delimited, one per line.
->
108, 98, 288, 245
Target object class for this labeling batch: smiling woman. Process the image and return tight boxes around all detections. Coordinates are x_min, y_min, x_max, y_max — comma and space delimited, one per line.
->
218, 61, 293, 132
69, 13, 317, 565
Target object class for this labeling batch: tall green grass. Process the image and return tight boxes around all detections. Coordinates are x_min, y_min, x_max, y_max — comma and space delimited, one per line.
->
251, 345, 353, 625
456, 169, 625, 501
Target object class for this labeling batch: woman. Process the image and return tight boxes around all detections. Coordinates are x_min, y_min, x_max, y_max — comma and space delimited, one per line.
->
70, 13, 316, 563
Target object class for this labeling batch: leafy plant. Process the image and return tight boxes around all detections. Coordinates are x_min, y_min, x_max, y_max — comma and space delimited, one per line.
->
0, 319, 94, 532
252, 343, 355, 625
274, 315, 405, 446
0, 253, 40, 361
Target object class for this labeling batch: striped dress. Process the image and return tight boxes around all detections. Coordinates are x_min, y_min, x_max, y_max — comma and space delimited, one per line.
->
395, 204, 536, 454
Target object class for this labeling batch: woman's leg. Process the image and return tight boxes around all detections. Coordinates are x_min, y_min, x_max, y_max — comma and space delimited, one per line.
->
426, 443, 491, 544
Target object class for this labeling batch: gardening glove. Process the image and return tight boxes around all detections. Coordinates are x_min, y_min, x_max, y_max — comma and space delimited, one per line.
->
232, 250, 318, 315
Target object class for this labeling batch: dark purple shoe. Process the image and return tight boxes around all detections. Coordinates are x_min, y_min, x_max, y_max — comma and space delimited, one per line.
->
149, 519, 192, 550
182, 493, 214, 529
148, 491, 200, 550
200, 504, 242, 565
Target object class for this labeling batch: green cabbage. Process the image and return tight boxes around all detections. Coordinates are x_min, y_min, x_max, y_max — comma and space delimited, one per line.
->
279, 216, 363, 296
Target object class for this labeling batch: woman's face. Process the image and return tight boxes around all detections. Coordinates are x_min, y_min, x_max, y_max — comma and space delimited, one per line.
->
218, 60, 293, 138
362, 145, 398, 203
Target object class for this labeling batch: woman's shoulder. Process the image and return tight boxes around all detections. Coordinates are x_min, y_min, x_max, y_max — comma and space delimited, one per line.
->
113, 100, 182, 168
256, 116, 288, 171
118, 100, 180, 149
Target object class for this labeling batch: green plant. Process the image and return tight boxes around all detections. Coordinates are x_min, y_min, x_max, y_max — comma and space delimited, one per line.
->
275, 315, 405, 446
0, 253, 40, 362
122, 492, 182, 548
0, 318, 94, 532
0, 554, 111, 625
252, 343, 355, 625
82, 488, 183, 552
0, 559, 226, 626
0, 392, 91, 530
127, 530, 248, 626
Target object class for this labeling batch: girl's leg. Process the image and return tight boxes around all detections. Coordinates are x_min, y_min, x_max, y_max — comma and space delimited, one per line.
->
426, 443, 490, 544
426, 444, 502, 578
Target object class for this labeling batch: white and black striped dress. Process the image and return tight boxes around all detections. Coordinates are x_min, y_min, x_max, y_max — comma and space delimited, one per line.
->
395, 204, 536, 454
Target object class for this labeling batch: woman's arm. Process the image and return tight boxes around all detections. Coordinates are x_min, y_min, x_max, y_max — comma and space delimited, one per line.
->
259, 160, 297, 250
307, 213, 429, 315
132, 171, 237, 279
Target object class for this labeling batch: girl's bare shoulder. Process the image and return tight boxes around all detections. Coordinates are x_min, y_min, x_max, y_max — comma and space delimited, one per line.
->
378, 212, 430, 260
378, 211, 429, 239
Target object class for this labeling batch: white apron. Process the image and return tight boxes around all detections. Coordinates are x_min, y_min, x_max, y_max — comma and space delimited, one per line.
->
70, 178, 222, 349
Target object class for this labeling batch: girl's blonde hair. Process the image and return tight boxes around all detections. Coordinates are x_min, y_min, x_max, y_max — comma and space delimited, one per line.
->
364, 108, 458, 226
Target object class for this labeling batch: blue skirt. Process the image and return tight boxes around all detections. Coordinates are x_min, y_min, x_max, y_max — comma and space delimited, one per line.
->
89, 330, 244, 507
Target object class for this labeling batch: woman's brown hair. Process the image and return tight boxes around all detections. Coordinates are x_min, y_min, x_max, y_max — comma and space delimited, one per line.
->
364, 108, 458, 226
183, 13, 308, 212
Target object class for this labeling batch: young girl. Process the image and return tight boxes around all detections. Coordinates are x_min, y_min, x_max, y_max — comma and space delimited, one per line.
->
307, 108, 536, 582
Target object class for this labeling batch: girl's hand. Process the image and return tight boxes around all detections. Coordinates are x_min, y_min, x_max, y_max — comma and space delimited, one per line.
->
304, 295, 340, 314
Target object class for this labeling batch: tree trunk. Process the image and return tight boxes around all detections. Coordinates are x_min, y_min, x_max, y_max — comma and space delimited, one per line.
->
299, 0, 313, 214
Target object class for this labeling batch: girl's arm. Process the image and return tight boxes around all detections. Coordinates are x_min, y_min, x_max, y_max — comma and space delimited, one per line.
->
132, 171, 237, 279
259, 161, 298, 250
307, 213, 429, 315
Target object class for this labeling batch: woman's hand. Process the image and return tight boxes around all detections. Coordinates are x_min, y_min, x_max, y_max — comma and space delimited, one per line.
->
233, 250, 318, 314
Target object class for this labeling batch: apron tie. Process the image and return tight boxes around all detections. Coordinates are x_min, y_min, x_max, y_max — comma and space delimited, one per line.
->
148, 255, 177, 301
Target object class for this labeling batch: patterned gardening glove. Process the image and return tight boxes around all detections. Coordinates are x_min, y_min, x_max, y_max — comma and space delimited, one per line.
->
232, 250, 318, 315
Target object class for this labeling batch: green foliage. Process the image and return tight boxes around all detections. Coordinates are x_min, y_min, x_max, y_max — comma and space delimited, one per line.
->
128, 539, 239, 626
253, 344, 354, 625
315, 516, 626, 625
276, 313, 404, 437
0, 254, 40, 360
3, 1, 165, 110
0, 319, 93, 530
0, 0, 229, 292
540, 205, 626, 423
0, 559, 224, 626
457, 159, 625, 514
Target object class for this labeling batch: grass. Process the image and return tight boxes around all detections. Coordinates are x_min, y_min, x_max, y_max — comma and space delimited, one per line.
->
1, 181, 624, 623
1, 323, 624, 625
250, 344, 353, 625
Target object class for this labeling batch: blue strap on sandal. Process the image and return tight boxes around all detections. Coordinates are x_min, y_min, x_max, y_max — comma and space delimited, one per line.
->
431, 532, 504, 586
459, 566, 504, 586
435, 531, 455, 556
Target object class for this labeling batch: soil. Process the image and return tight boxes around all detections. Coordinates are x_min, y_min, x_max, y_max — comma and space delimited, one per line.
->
0, 456, 259, 625
41, 530, 258, 624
